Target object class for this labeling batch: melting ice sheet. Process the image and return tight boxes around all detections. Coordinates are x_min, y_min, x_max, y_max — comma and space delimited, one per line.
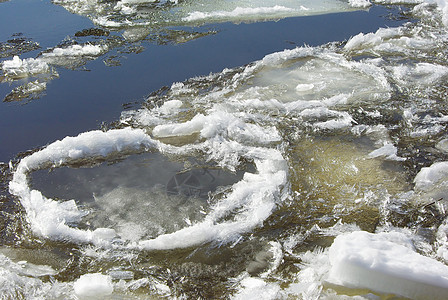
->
30, 152, 247, 242
53, 0, 359, 28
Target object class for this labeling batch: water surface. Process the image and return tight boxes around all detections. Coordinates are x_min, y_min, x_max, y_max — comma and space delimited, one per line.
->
2, 0, 448, 299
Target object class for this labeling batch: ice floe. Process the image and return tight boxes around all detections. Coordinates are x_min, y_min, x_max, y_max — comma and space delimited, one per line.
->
368, 142, 406, 161
73, 273, 114, 297
9, 128, 157, 244
9, 118, 288, 250
414, 161, 448, 191
328, 231, 448, 299
54, 0, 359, 28
1, 56, 50, 80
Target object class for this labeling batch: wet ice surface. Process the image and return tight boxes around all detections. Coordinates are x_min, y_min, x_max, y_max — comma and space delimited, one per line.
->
2, 0, 448, 299
328, 231, 448, 299
30, 152, 247, 241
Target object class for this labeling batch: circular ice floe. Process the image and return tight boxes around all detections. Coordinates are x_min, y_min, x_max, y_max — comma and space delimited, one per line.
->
9, 127, 287, 250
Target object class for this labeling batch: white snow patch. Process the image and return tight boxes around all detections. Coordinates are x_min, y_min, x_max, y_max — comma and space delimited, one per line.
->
345, 27, 403, 51
232, 277, 283, 300
436, 138, 448, 153
349, 0, 372, 8
42, 44, 106, 58
157, 100, 183, 115
153, 111, 281, 145
437, 218, 448, 262
73, 273, 113, 297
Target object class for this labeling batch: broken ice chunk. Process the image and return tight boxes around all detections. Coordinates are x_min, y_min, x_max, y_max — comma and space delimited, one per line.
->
328, 231, 448, 299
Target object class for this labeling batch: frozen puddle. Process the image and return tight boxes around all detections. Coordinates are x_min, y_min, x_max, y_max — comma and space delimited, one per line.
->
30, 152, 246, 242
328, 231, 448, 300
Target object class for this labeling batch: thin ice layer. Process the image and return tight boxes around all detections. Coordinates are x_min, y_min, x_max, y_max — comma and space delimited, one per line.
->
249, 48, 391, 104
328, 231, 448, 299
180, 0, 356, 24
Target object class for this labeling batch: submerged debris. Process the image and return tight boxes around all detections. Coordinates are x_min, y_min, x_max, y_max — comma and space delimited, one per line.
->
74, 28, 110, 37
3, 80, 46, 103
0, 35, 40, 59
